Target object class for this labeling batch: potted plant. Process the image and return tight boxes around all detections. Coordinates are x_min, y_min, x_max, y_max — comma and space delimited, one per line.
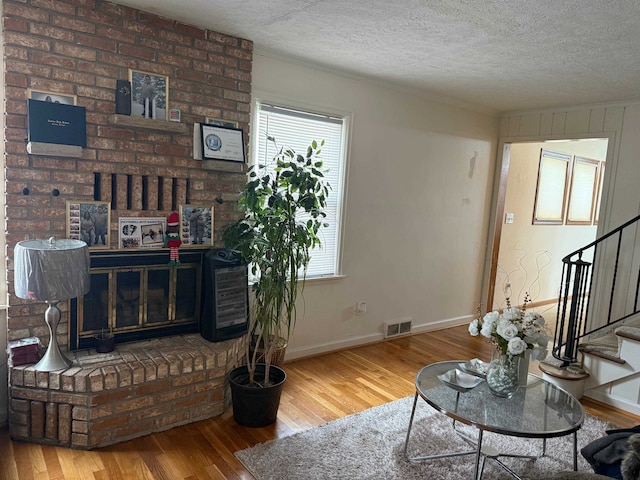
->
223, 137, 330, 427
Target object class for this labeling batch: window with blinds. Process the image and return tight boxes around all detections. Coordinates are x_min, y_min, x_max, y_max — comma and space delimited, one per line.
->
533, 150, 570, 225
253, 102, 347, 278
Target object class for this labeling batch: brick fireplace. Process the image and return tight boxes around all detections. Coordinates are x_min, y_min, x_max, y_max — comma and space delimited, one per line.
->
3, 0, 253, 447
9, 334, 246, 449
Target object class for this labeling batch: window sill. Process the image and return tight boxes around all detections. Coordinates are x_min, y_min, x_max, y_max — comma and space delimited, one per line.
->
304, 274, 346, 283
248, 274, 345, 286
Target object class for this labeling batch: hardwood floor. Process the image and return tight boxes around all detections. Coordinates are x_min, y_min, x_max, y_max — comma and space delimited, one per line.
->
1, 325, 639, 479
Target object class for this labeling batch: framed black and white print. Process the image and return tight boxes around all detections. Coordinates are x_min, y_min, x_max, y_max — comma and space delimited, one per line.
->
28, 89, 77, 105
66, 201, 111, 250
200, 124, 245, 162
128, 69, 169, 120
179, 204, 214, 247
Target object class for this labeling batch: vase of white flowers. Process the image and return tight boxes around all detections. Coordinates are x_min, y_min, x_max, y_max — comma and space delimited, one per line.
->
469, 294, 548, 398
486, 352, 520, 397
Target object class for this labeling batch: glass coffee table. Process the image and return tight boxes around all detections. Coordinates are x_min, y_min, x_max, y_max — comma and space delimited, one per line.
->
404, 361, 584, 480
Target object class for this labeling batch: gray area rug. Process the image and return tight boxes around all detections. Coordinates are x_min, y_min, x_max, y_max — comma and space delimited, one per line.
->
235, 396, 613, 479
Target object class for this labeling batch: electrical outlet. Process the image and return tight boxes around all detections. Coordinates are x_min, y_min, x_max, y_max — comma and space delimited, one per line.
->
356, 301, 367, 315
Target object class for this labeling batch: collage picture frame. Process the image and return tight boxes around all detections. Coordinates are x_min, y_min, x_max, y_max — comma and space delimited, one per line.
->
179, 205, 214, 247
118, 217, 167, 249
66, 201, 111, 250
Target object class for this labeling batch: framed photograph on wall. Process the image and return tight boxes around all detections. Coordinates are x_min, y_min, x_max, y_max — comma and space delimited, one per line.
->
118, 217, 167, 249
205, 117, 238, 128
200, 124, 245, 162
28, 89, 77, 105
67, 201, 111, 250
128, 69, 169, 120
179, 205, 214, 247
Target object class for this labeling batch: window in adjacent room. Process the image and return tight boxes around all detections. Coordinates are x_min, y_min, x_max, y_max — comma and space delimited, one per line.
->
533, 149, 570, 225
253, 102, 348, 278
566, 156, 600, 225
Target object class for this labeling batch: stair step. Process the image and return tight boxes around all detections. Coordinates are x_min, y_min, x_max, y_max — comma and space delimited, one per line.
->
578, 345, 625, 364
539, 361, 590, 381
615, 326, 640, 342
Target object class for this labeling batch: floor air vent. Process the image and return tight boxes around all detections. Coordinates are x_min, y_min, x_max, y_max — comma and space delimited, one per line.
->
384, 319, 413, 338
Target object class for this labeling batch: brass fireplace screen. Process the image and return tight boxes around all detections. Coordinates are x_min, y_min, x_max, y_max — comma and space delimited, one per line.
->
70, 250, 205, 350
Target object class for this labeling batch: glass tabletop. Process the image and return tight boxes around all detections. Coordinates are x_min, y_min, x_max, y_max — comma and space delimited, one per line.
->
415, 361, 584, 438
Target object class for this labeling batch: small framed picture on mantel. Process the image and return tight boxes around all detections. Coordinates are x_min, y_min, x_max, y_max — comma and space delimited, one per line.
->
200, 124, 245, 163
129, 69, 169, 121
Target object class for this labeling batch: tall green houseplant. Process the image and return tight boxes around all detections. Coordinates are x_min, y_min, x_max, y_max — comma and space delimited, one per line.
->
224, 137, 330, 387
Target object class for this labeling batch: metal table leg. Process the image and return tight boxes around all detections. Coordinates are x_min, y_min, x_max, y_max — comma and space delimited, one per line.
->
404, 392, 476, 462
473, 429, 484, 480
573, 431, 578, 470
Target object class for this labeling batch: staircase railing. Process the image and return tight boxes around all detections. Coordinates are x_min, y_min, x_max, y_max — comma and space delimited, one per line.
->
552, 213, 640, 366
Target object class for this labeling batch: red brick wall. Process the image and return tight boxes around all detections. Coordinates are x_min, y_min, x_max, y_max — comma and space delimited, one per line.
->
10, 334, 245, 448
2, 0, 252, 347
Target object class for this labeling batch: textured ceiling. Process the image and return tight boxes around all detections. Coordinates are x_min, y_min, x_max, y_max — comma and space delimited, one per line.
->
111, 0, 640, 113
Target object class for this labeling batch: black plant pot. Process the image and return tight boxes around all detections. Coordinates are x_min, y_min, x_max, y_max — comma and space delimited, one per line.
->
94, 334, 115, 353
229, 363, 286, 427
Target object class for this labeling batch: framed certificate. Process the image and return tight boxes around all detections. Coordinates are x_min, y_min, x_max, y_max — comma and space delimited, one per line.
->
200, 124, 245, 162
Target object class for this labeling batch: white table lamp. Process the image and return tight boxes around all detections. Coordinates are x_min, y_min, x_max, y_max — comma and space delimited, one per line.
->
14, 237, 90, 371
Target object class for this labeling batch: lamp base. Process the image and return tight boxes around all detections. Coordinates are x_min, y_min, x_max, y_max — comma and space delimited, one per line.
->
33, 301, 73, 372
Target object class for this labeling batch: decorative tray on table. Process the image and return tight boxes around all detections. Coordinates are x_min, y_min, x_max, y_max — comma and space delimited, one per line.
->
437, 368, 484, 392
458, 358, 489, 379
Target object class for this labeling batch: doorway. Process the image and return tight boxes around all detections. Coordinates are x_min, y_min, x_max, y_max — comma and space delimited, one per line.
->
488, 138, 609, 317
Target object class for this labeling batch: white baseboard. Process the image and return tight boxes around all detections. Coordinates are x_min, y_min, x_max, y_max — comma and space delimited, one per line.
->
285, 333, 384, 360
584, 388, 640, 417
411, 315, 474, 334
285, 315, 472, 361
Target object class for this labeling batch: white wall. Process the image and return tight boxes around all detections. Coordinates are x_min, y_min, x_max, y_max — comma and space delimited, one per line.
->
252, 54, 500, 359
495, 140, 607, 309
494, 105, 640, 332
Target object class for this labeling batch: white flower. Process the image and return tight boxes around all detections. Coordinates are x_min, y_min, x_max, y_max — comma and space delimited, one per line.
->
525, 312, 545, 327
502, 307, 520, 321
483, 311, 499, 326
537, 331, 549, 346
480, 322, 494, 338
497, 321, 518, 340
531, 346, 548, 361
470, 296, 549, 359
468, 319, 480, 336
525, 331, 549, 346
508, 337, 527, 356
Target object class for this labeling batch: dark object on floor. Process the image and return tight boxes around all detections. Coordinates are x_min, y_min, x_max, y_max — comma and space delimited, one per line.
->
621, 433, 640, 480
581, 426, 640, 479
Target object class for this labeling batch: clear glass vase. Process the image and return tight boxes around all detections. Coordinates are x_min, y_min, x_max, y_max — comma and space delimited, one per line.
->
486, 353, 520, 398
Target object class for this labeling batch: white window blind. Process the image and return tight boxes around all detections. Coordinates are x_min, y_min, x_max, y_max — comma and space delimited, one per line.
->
254, 102, 346, 278
533, 150, 570, 224
567, 156, 600, 224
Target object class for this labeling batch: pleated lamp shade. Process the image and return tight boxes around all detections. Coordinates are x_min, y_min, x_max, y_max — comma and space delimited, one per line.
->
14, 238, 90, 302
